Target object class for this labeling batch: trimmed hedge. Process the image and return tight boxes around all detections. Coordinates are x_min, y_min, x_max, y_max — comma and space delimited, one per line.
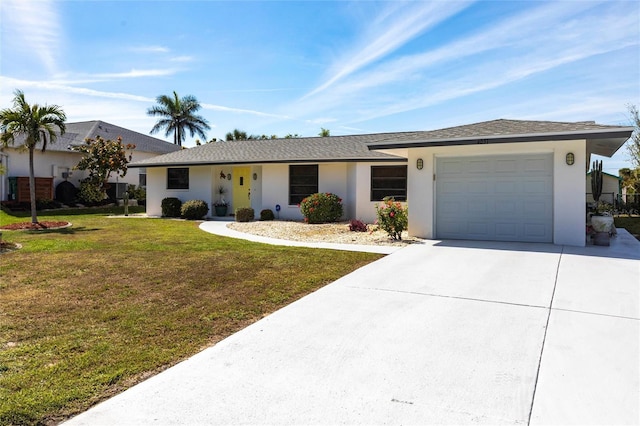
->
235, 207, 255, 222
161, 197, 182, 217
299, 192, 343, 224
260, 209, 275, 221
181, 199, 209, 220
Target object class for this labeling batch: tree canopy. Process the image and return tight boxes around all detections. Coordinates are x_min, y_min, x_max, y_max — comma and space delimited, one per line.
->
147, 91, 210, 147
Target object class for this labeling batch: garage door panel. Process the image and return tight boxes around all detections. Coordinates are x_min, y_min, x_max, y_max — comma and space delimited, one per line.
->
439, 159, 463, 174
468, 160, 490, 173
495, 159, 518, 173
468, 181, 488, 194
436, 154, 553, 243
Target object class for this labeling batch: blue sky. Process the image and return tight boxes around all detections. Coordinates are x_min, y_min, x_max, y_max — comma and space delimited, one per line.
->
1, 0, 638, 173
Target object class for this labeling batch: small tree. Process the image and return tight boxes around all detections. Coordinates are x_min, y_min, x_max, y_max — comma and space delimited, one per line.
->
72, 136, 135, 200
319, 128, 330, 137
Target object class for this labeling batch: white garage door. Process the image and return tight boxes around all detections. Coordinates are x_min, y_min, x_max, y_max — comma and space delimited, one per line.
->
435, 154, 553, 243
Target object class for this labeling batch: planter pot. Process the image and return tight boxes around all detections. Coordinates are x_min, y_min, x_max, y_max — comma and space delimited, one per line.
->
214, 205, 228, 217
590, 215, 614, 233
593, 231, 610, 246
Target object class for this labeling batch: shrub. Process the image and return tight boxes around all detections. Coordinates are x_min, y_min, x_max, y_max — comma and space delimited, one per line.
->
299, 192, 343, 224
78, 179, 104, 204
161, 197, 182, 217
181, 199, 209, 220
127, 184, 146, 201
235, 207, 255, 222
375, 197, 408, 240
260, 209, 275, 221
349, 219, 368, 232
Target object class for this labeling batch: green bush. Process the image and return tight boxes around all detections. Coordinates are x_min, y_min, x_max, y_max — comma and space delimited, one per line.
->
260, 209, 275, 221
235, 207, 255, 222
161, 197, 182, 217
126, 184, 146, 201
299, 192, 343, 224
375, 197, 408, 240
78, 179, 104, 204
181, 199, 209, 220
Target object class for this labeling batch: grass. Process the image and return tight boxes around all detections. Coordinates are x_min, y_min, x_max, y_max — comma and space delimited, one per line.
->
614, 216, 640, 239
0, 207, 382, 425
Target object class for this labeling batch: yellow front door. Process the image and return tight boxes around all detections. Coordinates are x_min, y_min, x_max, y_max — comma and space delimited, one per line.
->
233, 167, 251, 210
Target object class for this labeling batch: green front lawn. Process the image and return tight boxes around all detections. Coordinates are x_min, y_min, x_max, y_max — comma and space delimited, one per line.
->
0, 208, 382, 425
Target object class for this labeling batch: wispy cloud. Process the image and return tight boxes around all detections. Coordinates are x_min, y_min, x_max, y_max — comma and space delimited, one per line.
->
129, 45, 170, 54
303, 1, 474, 98
0, 0, 61, 74
293, 1, 638, 126
200, 102, 292, 120
169, 56, 194, 63
93, 69, 180, 79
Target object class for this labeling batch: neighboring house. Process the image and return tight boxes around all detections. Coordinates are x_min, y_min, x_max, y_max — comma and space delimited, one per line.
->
130, 119, 633, 247
0, 120, 181, 201
586, 171, 621, 206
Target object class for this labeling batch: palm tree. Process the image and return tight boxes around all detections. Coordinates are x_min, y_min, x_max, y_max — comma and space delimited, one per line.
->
225, 128, 262, 141
319, 127, 330, 137
0, 89, 66, 224
147, 91, 210, 147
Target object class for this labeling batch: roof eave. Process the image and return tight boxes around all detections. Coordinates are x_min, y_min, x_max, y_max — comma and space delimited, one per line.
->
129, 157, 407, 168
366, 128, 634, 150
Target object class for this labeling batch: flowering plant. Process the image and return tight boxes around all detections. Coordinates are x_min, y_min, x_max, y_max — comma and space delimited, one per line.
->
375, 197, 408, 240
299, 192, 343, 224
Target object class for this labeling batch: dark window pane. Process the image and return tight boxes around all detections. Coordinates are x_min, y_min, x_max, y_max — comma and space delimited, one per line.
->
289, 165, 318, 205
167, 168, 189, 189
371, 165, 407, 201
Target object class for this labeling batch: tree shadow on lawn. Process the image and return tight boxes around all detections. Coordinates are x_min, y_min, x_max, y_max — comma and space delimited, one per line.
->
25, 226, 101, 235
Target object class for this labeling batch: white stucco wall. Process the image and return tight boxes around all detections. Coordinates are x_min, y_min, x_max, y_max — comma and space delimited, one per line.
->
145, 166, 215, 217
2, 147, 166, 201
145, 160, 404, 223
405, 139, 587, 247
262, 163, 351, 221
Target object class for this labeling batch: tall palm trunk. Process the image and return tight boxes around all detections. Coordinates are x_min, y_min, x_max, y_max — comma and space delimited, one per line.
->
28, 147, 37, 224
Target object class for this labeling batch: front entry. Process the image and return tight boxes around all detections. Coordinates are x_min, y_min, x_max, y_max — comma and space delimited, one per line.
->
233, 167, 251, 210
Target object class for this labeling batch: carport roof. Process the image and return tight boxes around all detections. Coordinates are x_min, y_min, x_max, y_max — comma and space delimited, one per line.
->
365, 119, 634, 157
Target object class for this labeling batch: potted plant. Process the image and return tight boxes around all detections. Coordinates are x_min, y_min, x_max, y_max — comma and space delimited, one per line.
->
589, 160, 614, 245
214, 186, 228, 217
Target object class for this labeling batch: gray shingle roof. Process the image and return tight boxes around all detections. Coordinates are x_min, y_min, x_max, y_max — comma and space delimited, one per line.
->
7, 120, 180, 154
129, 134, 408, 168
366, 119, 633, 149
129, 118, 634, 168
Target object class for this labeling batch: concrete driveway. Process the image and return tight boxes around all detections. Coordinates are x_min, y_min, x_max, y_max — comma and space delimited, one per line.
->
65, 230, 639, 425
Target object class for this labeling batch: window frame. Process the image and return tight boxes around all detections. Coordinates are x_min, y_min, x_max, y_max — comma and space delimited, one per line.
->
289, 164, 318, 205
370, 165, 407, 202
167, 167, 189, 190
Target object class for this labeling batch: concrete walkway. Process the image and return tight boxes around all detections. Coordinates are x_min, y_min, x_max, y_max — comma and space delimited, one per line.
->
65, 227, 640, 425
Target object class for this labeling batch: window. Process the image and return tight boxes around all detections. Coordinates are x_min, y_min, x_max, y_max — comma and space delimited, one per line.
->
167, 168, 189, 189
289, 165, 318, 205
371, 165, 407, 201
139, 169, 147, 188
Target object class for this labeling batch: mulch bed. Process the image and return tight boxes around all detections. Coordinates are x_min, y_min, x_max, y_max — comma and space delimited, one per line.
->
0, 221, 70, 230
